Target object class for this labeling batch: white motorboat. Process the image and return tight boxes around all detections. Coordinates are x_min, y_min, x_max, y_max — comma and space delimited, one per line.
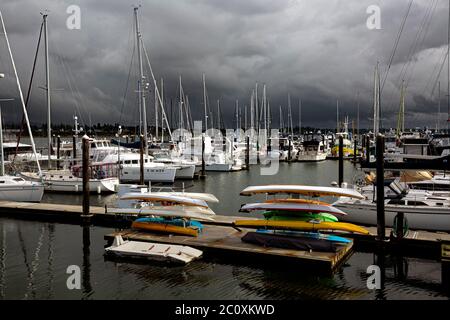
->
333, 179, 450, 232
297, 138, 328, 162
101, 153, 177, 183
152, 151, 196, 179
105, 235, 203, 264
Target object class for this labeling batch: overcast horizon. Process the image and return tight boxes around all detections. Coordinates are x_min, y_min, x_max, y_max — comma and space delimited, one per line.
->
1, 0, 450, 132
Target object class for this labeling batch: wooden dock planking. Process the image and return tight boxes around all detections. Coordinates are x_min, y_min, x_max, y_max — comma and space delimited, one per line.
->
104, 225, 354, 273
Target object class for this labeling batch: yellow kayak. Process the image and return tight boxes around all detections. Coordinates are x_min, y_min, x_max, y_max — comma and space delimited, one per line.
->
234, 220, 369, 235
132, 221, 199, 237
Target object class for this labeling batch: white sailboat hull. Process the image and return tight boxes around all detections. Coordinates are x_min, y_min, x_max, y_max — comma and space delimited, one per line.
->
0, 183, 44, 202
174, 165, 196, 179
334, 202, 450, 232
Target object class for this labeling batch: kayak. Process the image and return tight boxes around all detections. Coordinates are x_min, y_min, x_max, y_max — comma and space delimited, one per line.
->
132, 221, 199, 237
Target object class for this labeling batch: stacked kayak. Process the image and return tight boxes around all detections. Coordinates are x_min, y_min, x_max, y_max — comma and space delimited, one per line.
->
109, 192, 218, 237
236, 185, 369, 252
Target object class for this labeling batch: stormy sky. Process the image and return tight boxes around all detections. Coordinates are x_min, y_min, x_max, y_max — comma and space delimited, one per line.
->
0, 0, 449, 131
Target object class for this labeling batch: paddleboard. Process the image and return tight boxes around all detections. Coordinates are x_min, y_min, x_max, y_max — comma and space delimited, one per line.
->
234, 219, 370, 235
240, 185, 365, 199
120, 193, 209, 208
240, 202, 347, 216
132, 221, 199, 237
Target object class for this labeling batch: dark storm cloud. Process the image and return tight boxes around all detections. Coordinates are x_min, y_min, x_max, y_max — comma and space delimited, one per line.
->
0, 0, 448, 131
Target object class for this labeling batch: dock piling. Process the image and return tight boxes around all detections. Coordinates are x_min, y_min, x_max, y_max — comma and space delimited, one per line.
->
200, 135, 206, 179
81, 135, 91, 219
442, 241, 450, 294
140, 135, 145, 185
365, 135, 371, 164
72, 135, 77, 166
245, 136, 250, 170
353, 138, 357, 165
376, 134, 385, 241
56, 135, 61, 170
288, 139, 292, 162
338, 135, 343, 187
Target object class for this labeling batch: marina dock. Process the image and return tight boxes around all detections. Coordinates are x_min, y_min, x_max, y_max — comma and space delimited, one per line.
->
1, 200, 450, 265
104, 226, 354, 273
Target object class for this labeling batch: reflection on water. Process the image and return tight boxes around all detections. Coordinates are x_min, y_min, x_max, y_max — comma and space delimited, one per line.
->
0, 217, 447, 300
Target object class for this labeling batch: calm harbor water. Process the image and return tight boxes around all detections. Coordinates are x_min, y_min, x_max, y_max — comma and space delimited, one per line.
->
2, 145, 449, 299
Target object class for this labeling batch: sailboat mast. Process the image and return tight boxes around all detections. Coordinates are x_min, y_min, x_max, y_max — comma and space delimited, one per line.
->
0, 107, 4, 176
160, 78, 164, 142
134, 7, 147, 154
336, 99, 339, 133
202, 73, 208, 132
448, 0, 450, 130
43, 13, 51, 168
255, 83, 259, 135
155, 79, 158, 141
438, 81, 441, 132
0, 10, 42, 175
299, 98, 302, 135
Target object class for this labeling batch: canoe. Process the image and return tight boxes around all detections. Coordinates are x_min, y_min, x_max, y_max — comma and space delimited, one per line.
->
240, 185, 365, 199
120, 193, 209, 208
265, 198, 331, 206
240, 202, 347, 216
132, 221, 199, 237
263, 211, 339, 223
234, 219, 370, 235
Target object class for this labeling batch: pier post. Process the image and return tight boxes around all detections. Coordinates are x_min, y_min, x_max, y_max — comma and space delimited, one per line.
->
245, 136, 250, 170
353, 138, 357, 165
338, 135, 343, 187
200, 135, 206, 179
72, 135, 77, 166
140, 135, 145, 185
56, 135, 61, 170
81, 135, 91, 219
376, 134, 385, 241
442, 241, 450, 294
365, 135, 371, 164
288, 139, 292, 162
394, 212, 405, 240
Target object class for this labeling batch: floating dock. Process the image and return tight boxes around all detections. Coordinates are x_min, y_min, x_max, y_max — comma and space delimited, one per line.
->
1, 201, 450, 262
104, 226, 354, 274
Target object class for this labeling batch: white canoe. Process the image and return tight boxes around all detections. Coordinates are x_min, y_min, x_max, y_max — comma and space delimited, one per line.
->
105, 235, 203, 264
240, 202, 347, 216
120, 193, 209, 208
108, 206, 216, 221
240, 185, 364, 199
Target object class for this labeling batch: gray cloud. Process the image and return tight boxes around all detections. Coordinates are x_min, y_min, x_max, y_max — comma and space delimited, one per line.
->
0, 0, 448, 132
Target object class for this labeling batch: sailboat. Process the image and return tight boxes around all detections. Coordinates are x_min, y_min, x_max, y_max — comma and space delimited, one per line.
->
0, 10, 44, 202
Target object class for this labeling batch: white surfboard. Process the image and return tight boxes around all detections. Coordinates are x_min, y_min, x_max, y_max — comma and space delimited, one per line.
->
240, 185, 364, 199
240, 202, 347, 216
